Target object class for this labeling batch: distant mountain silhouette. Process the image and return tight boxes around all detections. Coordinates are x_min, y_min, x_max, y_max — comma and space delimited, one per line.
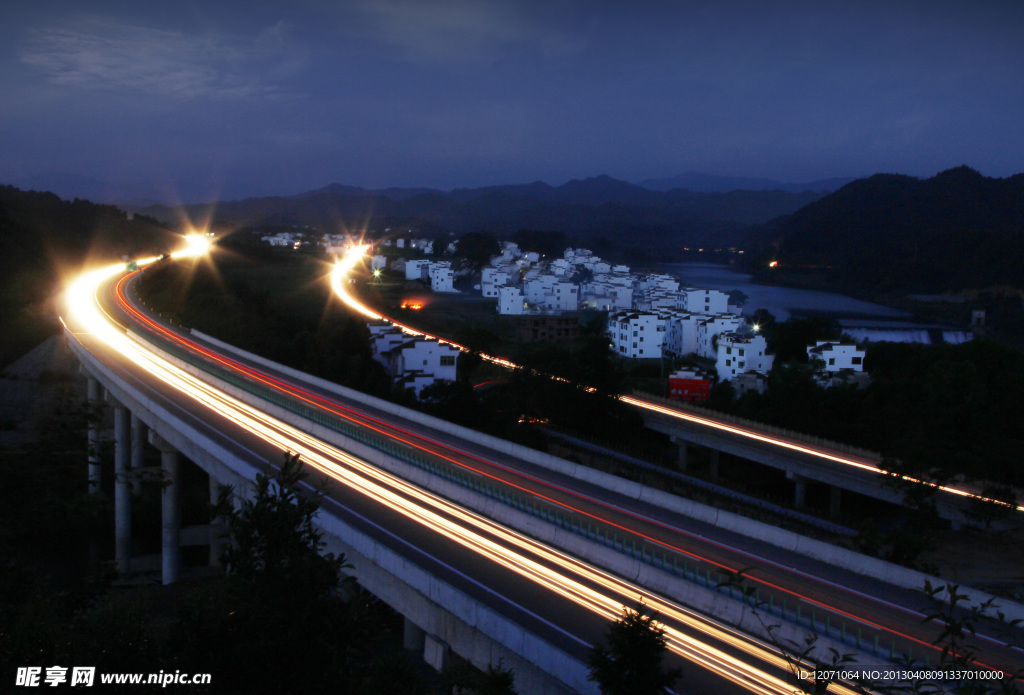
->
748, 166, 1024, 293
638, 171, 853, 194
138, 174, 825, 252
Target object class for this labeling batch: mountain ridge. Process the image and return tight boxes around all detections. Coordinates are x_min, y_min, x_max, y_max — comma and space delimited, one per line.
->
748, 166, 1024, 294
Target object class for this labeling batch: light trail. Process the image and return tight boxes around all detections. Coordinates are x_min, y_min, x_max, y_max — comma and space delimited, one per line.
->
67, 254, 873, 695
112, 264, 1023, 668
330, 247, 1023, 514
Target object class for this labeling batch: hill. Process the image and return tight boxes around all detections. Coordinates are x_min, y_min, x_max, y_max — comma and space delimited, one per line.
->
137, 175, 825, 256
638, 171, 853, 194
0, 186, 177, 366
747, 166, 1024, 294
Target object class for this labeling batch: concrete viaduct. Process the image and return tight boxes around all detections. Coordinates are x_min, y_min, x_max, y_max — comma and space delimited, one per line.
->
66, 318, 1024, 693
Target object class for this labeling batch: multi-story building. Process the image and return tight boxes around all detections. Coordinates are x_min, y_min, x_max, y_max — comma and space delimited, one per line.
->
695, 314, 743, 358
807, 342, 865, 372
676, 288, 730, 315
715, 332, 773, 381
498, 286, 526, 315
662, 311, 702, 357
551, 281, 580, 311
429, 262, 456, 293
370, 331, 460, 397
607, 311, 667, 359
481, 267, 512, 298
405, 259, 430, 281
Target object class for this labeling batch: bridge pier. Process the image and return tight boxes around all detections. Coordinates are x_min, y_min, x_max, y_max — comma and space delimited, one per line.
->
403, 617, 426, 653
113, 405, 132, 574
670, 435, 688, 471
130, 413, 146, 495
150, 433, 182, 585
830, 485, 842, 518
209, 478, 227, 568
424, 634, 450, 672
788, 471, 808, 509
87, 376, 102, 494
707, 448, 719, 481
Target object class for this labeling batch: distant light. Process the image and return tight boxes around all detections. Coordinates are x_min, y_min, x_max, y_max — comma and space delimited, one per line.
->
769, 260, 778, 268
752, 324, 760, 332
175, 233, 212, 259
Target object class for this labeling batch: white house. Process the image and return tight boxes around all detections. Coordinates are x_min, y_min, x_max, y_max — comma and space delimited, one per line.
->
524, 275, 555, 305
715, 332, 774, 380
677, 288, 730, 315
662, 311, 703, 357
550, 259, 573, 276
429, 263, 456, 293
807, 342, 865, 372
374, 335, 460, 397
371, 255, 387, 271
481, 267, 512, 298
637, 273, 680, 293
498, 286, 527, 315
551, 281, 580, 311
695, 314, 743, 358
607, 311, 666, 359
406, 259, 430, 281
368, 324, 409, 366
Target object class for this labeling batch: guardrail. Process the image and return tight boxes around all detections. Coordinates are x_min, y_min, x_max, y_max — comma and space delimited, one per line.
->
632, 389, 882, 462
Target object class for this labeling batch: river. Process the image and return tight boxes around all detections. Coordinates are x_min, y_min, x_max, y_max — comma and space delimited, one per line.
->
658, 263, 972, 344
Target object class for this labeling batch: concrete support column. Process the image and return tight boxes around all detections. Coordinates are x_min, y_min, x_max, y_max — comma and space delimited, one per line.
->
707, 448, 720, 481
403, 617, 426, 653
788, 472, 808, 509
209, 477, 226, 568
87, 377, 101, 494
423, 634, 450, 672
113, 405, 132, 574
829, 486, 842, 518
130, 413, 146, 495
671, 436, 688, 471
152, 435, 182, 585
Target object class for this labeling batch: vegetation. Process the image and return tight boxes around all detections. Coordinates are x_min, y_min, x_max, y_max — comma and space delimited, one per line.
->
587, 602, 682, 695
0, 185, 175, 367
138, 247, 393, 399
748, 167, 1024, 296
675, 313, 1024, 493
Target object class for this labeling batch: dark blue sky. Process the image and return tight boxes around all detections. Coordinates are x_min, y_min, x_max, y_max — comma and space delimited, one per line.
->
2, 0, 1022, 202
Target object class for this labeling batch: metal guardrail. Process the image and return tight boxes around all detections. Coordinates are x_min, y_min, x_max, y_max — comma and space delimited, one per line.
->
631, 389, 883, 462
138, 323, 903, 664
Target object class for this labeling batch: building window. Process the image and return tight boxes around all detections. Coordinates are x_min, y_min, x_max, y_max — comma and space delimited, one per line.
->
440, 355, 455, 366
852, 356, 863, 365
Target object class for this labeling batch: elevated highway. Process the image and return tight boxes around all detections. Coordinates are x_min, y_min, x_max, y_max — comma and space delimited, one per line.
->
61, 249, 1023, 693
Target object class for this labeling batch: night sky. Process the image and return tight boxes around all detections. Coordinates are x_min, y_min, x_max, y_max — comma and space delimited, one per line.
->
2, 1, 1022, 203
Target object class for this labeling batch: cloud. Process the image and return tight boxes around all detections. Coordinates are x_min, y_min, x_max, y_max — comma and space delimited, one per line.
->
19, 16, 306, 100
349, 0, 584, 64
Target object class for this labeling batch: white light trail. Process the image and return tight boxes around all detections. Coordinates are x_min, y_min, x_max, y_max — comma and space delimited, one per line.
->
330, 246, 1023, 514
67, 253, 867, 695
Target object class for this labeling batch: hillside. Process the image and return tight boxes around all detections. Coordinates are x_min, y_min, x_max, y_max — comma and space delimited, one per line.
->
137, 175, 825, 254
0, 186, 176, 366
748, 167, 1024, 294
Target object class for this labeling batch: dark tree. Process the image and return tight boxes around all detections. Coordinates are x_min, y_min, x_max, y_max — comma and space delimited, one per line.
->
511, 228, 567, 258
222, 452, 351, 599
454, 232, 500, 271
588, 603, 682, 695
